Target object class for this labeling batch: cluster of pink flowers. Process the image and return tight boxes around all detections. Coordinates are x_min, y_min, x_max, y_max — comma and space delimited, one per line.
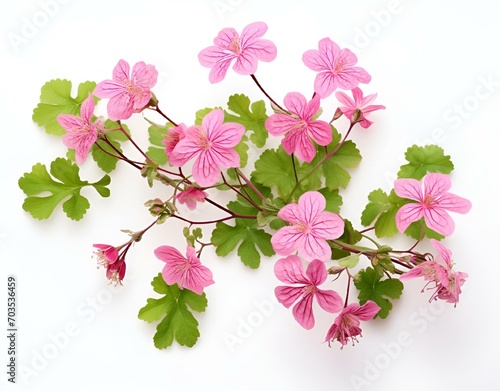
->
51, 21, 472, 349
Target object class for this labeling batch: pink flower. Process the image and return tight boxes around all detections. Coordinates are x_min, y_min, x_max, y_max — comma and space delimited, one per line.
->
302, 38, 371, 98
163, 123, 187, 156
394, 173, 472, 236
198, 21, 277, 83
271, 191, 344, 262
265, 92, 332, 162
335, 87, 385, 128
175, 187, 208, 210
93, 243, 126, 285
154, 246, 215, 295
325, 301, 380, 347
400, 239, 468, 304
57, 94, 105, 164
274, 256, 343, 330
167, 109, 245, 187
93, 59, 158, 120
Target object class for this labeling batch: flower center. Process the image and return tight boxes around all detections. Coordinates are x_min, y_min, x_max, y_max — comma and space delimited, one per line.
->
228, 37, 242, 54
332, 59, 345, 75
297, 222, 310, 233
423, 195, 434, 207
197, 134, 212, 151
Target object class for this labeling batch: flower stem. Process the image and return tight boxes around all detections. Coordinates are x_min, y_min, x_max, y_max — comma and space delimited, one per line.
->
235, 169, 266, 202
117, 122, 156, 164
172, 213, 256, 225
250, 74, 286, 112
153, 105, 178, 127
291, 154, 299, 185
344, 274, 352, 308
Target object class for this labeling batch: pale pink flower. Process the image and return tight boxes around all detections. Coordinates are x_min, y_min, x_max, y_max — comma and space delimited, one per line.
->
198, 21, 277, 83
57, 94, 105, 164
335, 87, 385, 128
265, 92, 332, 162
271, 191, 344, 262
274, 256, 343, 330
93, 243, 126, 285
303, 38, 371, 98
175, 187, 208, 210
163, 123, 187, 156
325, 301, 380, 347
394, 173, 472, 236
167, 109, 245, 187
400, 239, 467, 304
93, 59, 158, 120
154, 245, 214, 295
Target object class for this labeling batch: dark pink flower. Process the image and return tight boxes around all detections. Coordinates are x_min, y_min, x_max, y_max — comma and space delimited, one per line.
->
198, 21, 277, 83
265, 92, 332, 162
325, 301, 380, 347
400, 239, 468, 304
302, 38, 371, 98
163, 123, 187, 156
167, 109, 245, 187
93, 59, 158, 120
154, 246, 214, 295
395, 173, 472, 236
271, 191, 344, 262
175, 187, 208, 210
93, 243, 126, 285
335, 87, 385, 128
274, 256, 343, 330
57, 94, 105, 164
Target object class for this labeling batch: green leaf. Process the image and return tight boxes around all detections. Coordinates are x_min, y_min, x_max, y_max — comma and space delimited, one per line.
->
354, 267, 404, 319
330, 219, 362, 259
211, 200, 274, 269
18, 158, 110, 220
361, 189, 410, 238
146, 122, 173, 165
338, 254, 360, 268
32, 79, 98, 136
404, 219, 445, 240
397, 144, 454, 180
138, 274, 208, 349
318, 188, 343, 213
253, 146, 321, 198
90, 121, 131, 173
309, 127, 362, 191
224, 94, 268, 148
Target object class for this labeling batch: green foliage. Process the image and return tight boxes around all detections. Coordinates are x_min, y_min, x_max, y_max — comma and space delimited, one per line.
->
146, 122, 173, 165
338, 254, 360, 269
354, 267, 404, 319
32, 79, 98, 136
138, 274, 208, 349
330, 219, 362, 259
90, 120, 131, 173
18, 158, 110, 220
318, 188, 343, 213
211, 198, 274, 269
398, 144, 454, 180
361, 189, 409, 238
224, 94, 268, 148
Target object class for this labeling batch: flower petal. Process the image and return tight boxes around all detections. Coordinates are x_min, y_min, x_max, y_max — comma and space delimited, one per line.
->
246, 39, 277, 62
276, 203, 302, 224
300, 232, 332, 262
240, 21, 267, 47
57, 114, 85, 132
154, 245, 185, 264
80, 94, 95, 123
305, 259, 327, 285
292, 294, 315, 329
437, 193, 472, 214
424, 207, 454, 236
424, 173, 451, 198
350, 301, 380, 321
274, 255, 309, 284
192, 151, 222, 187
297, 191, 326, 224
112, 59, 130, 83
271, 226, 303, 256
394, 178, 423, 201
395, 203, 424, 233
106, 92, 134, 121
209, 122, 245, 147
131, 61, 158, 89
430, 239, 453, 266
310, 212, 344, 240
284, 92, 307, 117
316, 289, 343, 313
208, 146, 240, 169
275, 286, 303, 308
265, 114, 300, 136
307, 120, 333, 146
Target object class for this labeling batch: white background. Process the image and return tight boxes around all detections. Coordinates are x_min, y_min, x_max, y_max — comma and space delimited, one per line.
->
1, 0, 499, 390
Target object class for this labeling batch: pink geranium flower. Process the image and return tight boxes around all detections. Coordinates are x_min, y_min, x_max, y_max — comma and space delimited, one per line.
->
198, 21, 277, 83
394, 173, 472, 236
163, 123, 187, 156
57, 94, 105, 164
265, 92, 332, 162
154, 246, 214, 295
302, 38, 371, 98
175, 187, 208, 210
93, 243, 126, 285
274, 255, 343, 330
271, 191, 344, 262
325, 301, 380, 347
167, 109, 245, 187
400, 239, 468, 304
335, 87, 385, 128
93, 59, 158, 120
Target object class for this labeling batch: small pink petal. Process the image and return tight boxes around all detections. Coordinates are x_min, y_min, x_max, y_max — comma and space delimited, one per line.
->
305, 259, 328, 286
275, 286, 303, 308
316, 289, 344, 313
394, 178, 423, 201
395, 203, 424, 233
292, 294, 315, 329
350, 301, 380, 321
424, 207, 455, 236
437, 193, 472, 214
424, 173, 452, 198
